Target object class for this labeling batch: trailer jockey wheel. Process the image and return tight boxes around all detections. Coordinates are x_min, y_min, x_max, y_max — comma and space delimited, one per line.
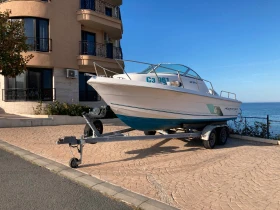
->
84, 120, 103, 137
69, 158, 79, 168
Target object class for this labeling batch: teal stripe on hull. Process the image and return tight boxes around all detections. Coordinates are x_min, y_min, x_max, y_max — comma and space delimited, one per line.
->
116, 114, 235, 131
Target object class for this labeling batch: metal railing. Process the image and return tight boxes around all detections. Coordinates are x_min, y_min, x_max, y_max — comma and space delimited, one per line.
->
220, 90, 236, 99
228, 115, 280, 139
2, 88, 56, 101
90, 59, 225, 96
79, 91, 101, 102
80, 0, 121, 20
26, 37, 52, 52
79, 41, 122, 59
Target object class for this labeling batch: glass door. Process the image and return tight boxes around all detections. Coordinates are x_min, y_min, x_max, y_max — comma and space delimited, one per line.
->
81, 31, 96, 55
37, 19, 49, 52
81, 0, 95, 10
106, 43, 113, 59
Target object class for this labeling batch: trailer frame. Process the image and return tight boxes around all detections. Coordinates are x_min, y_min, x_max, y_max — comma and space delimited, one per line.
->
57, 112, 229, 168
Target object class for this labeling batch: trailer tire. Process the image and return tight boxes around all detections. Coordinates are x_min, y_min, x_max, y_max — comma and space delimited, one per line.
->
84, 120, 103, 137
217, 127, 228, 145
144, 130, 156, 135
203, 129, 217, 149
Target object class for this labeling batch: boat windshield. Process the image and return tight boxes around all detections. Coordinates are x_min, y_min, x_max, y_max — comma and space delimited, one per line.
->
139, 64, 201, 79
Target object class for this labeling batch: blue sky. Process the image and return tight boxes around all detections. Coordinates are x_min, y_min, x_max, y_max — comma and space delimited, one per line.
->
121, 0, 280, 102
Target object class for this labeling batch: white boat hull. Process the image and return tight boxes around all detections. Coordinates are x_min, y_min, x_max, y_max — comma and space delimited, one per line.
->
88, 77, 241, 131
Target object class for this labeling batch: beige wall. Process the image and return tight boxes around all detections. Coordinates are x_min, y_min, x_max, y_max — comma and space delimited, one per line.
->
0, 0, 81, 69
0, 0, 123, 114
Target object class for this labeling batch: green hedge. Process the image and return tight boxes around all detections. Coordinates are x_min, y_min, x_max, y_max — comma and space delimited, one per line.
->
34, 101, 117, 118
44, 101, 91, 116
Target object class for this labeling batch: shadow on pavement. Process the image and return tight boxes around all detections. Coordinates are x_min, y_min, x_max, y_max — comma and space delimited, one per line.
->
79, 137, 277, 168
79, 138, 202, 168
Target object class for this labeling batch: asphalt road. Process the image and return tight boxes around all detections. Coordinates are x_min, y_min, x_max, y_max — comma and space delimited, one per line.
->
0, 148, 133, 210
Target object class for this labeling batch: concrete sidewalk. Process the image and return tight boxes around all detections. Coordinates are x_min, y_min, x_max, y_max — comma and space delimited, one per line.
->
1, 124, 280, 210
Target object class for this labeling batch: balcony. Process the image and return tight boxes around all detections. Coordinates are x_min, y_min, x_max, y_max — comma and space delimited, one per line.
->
2, 88, 56, 101
77, 0, 123, 39
79, 41, 122, 59
78, 41, 123, 73
26, 37, 52, 52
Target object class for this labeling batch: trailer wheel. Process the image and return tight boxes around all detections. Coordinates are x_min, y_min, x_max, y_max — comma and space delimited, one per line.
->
203, 129, 217, 149
84, 120, 103, 137
217, 127, 228, 145
144, 130, 156, 135
69, 158, 79, 168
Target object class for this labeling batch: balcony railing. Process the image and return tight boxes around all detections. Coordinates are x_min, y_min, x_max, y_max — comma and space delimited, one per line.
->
2, 88, 56, 101
79, 41, 123, 59
79, 91, 101, 102
26, 37, 52, 52
80, 0, 121, 20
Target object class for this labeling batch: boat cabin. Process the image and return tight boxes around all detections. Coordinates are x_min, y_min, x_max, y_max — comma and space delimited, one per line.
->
113, 63, 217, 95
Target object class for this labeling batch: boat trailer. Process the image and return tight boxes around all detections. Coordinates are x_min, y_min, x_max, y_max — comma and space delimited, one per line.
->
57, 108, 229, 168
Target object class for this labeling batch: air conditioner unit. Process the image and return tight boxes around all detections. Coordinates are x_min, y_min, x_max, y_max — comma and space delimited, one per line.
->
66, 69, 78, 79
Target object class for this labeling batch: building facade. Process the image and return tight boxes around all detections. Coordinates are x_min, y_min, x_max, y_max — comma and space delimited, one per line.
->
0, 0, 123, 114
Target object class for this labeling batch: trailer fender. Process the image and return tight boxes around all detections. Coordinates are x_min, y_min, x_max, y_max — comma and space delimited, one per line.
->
201, 124, 227, 141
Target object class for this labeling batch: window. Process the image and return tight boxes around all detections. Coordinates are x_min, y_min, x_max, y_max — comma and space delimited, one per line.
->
185, 69, 201, 79
80, 31, 96, 55
12, 17, 50, 52
105, 7, 112, 17
5, 68, 53, 101
26, 18, 49, 52
79, 72, 100, 101
80, 0, 95, 10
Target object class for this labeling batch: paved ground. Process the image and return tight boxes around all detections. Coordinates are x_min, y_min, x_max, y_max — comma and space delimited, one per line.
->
1, 123, 280, 210
0, 113, 30, 119
0, 148, 133, 210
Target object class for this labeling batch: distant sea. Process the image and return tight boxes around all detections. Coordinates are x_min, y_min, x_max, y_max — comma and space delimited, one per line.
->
229, 102, 280, 136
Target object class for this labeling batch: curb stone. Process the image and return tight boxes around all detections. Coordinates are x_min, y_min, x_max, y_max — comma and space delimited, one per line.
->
230, 134, 280, 145
0, 139, 179, 210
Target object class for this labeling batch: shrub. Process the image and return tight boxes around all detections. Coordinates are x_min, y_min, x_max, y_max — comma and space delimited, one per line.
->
44, 101, 91, 116
33, 101, 43, 115
228, 119, 271, 139
35, 101, 117, 118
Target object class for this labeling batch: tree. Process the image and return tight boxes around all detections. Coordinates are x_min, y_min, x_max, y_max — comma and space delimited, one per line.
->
0, 10, 33, 77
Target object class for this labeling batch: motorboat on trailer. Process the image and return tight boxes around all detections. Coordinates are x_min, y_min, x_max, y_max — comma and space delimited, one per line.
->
87, 60, 242, 131
56, 60, 242, 168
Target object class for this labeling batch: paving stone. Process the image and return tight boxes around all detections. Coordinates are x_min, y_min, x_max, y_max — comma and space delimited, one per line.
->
114, 190, 149, 207
139, 199, 179, 210
75, 175, 104, 188
45, 162, 69, 173
22, 154, 43, 161
1, 125, 280, 210
3, 145, 20, 152
12, 149, 31, 156
32, 158, 56, 167
59, 168, 85, 179
92, 182, 125, 196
